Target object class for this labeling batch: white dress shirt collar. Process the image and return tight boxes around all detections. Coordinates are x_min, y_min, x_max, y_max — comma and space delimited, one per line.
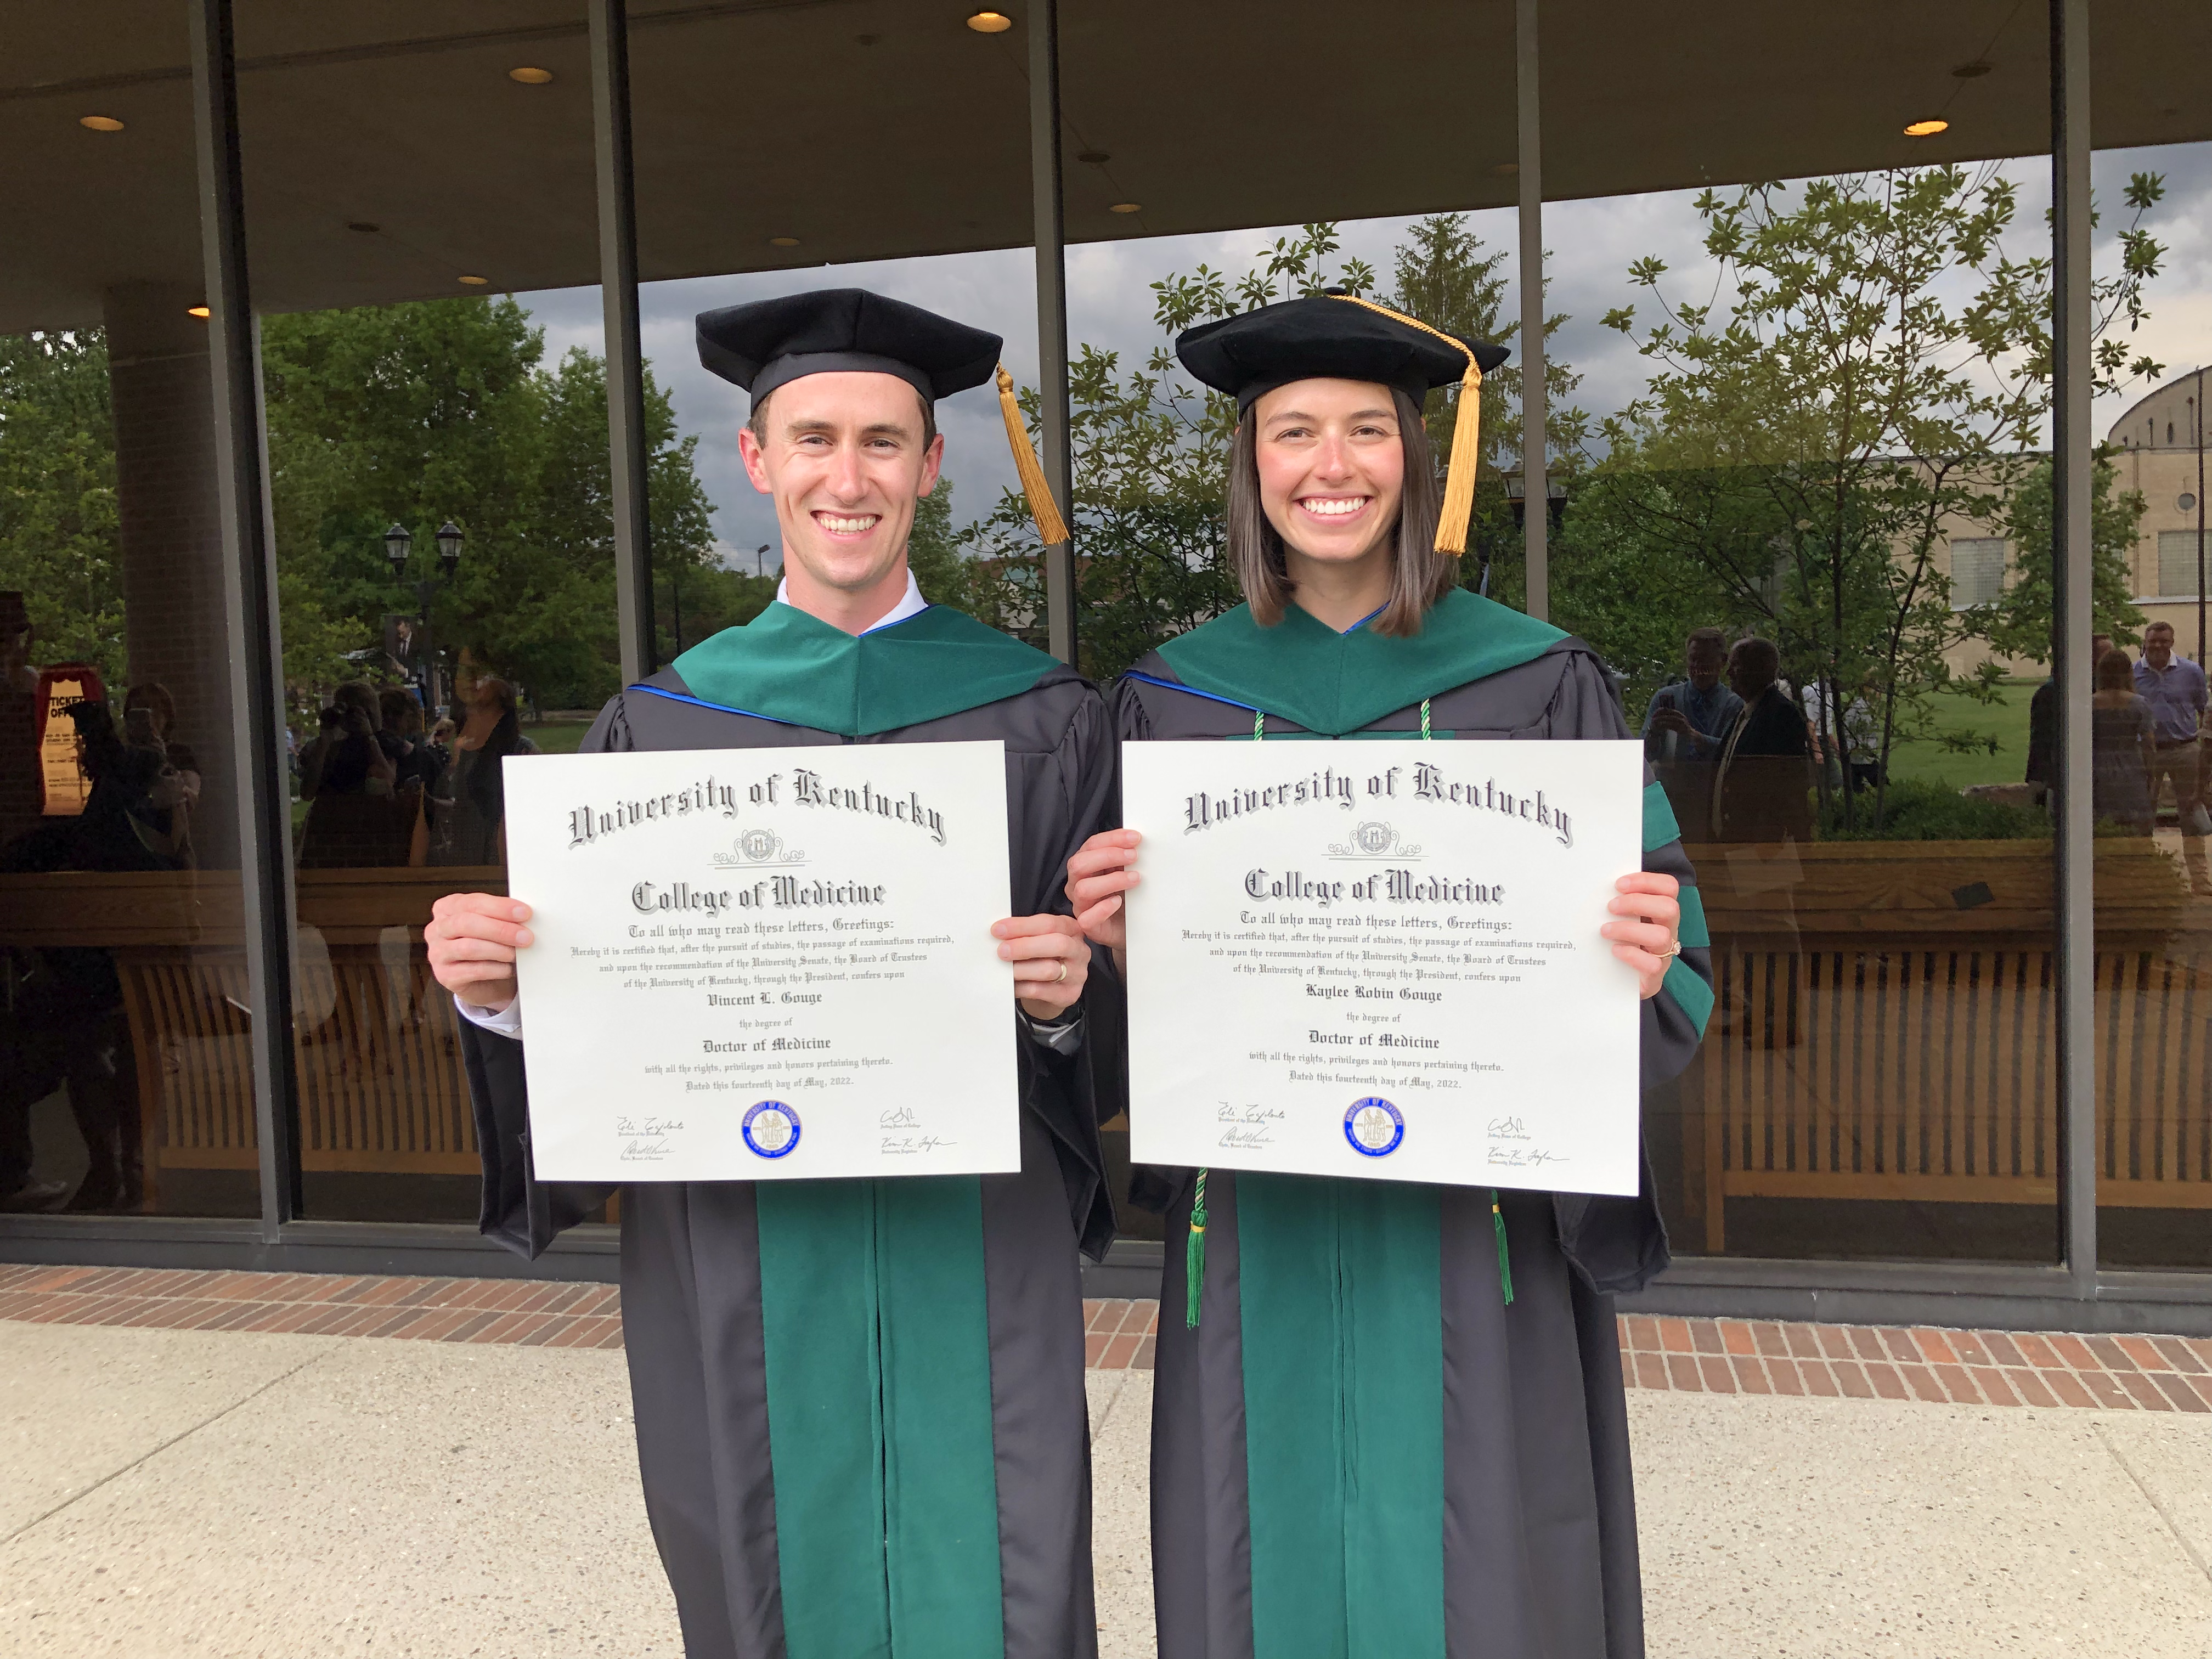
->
772, 569, 928, 635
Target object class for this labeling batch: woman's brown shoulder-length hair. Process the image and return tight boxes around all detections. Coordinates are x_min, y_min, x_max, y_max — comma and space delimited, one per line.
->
1223, 387, 1457, 638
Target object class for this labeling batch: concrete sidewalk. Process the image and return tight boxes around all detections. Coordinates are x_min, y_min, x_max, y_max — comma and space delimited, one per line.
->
4, 1316, 2212, 1658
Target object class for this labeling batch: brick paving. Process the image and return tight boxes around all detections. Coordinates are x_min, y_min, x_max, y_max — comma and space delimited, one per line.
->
1616, 1314, 2212, 1412
7, 1265, 2210, 1403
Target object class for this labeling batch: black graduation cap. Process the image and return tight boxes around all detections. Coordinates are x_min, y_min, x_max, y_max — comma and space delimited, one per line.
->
1176, 293, 1510, 556
697, 287, 1067, 544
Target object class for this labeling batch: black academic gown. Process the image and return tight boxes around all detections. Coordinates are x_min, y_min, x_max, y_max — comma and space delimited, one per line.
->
1113, 618, 1712, 1659
461, 651, 1116, 1659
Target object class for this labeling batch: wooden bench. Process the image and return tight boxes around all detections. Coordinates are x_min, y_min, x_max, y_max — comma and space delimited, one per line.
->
1683, 838, 2212, 1251
1, 867, 505, 1206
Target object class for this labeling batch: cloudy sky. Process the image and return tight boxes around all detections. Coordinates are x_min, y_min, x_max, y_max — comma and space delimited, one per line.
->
513, 142, 2211, 572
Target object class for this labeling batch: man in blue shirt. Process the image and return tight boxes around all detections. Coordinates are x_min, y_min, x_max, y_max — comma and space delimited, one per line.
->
2134, 620, 2210, 888
1644, 626, 1747, 761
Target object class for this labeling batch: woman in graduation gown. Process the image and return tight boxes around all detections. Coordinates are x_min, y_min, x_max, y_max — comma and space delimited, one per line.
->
1066, 294, 1714, 1659
432, 290, 1115, 1659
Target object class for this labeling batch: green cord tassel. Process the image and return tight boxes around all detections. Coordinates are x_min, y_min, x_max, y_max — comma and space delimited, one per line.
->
1420, 696, 1432, 740
1186, 1169, 1209, 1328
1491, 1189, 1514, 1305
1252, 708, 1265, 740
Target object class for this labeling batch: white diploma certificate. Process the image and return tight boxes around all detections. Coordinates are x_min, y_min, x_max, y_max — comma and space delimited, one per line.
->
500, 743, 1017, 1182
1122, 740, 1646, 1195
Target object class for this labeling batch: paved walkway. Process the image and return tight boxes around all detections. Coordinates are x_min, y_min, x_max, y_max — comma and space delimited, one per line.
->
4, 1267, 2212, 1656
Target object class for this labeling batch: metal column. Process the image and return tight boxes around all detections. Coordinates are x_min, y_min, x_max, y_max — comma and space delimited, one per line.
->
590, 0, 656, 685
2051, 0, 2097, 1296
1029, 0, 1078, 664
187, 0, 302, 1237
1515, 0, 1548, 622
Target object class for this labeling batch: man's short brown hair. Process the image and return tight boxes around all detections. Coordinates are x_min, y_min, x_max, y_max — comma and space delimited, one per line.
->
2145, 620, 2175, 639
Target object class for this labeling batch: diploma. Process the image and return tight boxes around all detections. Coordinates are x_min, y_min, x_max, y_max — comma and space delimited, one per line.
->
500, 743, 1017, 1181
1121, 740, 1645, 1196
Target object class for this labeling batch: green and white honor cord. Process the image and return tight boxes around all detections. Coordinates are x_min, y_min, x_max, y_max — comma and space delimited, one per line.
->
1184, 698, 1509, 1329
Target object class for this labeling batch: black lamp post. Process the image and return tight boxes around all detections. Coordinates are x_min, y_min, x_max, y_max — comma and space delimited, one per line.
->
385, 519, 464, 712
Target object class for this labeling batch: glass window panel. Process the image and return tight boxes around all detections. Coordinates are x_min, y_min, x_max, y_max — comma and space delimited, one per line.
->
2091, 119, 2212, 1268
0, 4, 255, 1217
1950, 538, 2009, 608
2157, 529, 2205, 599
237, 1, 608, 1223
1548, 8, 2063, 1263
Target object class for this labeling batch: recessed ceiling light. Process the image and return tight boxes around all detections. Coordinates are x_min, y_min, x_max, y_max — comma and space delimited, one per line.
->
187, 306, 210, 319
769, 235, 801, 247
966, 11, 1012, 32
1077, 150, 1110, 165
1492, 161, 1519, 176
458, 275, 490, 285
1950, 61, 1992, 79
80, 115, 125, 132
346, 221, 380, 234
1109, 202, 1142, 215
509, 66, 555, 84
1904, 119, 1949, 137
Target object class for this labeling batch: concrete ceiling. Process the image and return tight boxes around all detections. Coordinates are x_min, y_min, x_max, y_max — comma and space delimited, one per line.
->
2, 0, 2207, 332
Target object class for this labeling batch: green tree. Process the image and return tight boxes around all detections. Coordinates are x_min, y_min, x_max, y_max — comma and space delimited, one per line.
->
1976, 452, 2146, 661
0, 331, 123, 680
261, 297, 716, 710
1568, 165, 2165, 827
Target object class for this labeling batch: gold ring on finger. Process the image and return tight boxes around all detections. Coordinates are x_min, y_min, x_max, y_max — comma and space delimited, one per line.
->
1054, 961, 1069, 983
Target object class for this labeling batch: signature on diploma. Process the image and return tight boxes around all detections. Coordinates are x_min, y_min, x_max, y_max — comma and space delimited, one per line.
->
882, 1135, 956, 1156
619, 1140, 671, 1160
1218, 1125, 1276, 1149
1216, 1103, 1287, 1125
1486, 1115, 1530, 1141
1486, 1147, 1565, 1168
879, 1105, 921, 1129
617, 1115, 685, 1138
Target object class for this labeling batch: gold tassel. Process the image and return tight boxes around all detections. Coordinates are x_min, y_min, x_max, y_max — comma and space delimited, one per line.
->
996, 364, 1071, 548
1325, 294, 1482, 557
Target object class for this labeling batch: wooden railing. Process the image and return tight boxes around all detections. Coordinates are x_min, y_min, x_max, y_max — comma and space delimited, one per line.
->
1, 867, 504, 1205
1682, 838, 2212, 1251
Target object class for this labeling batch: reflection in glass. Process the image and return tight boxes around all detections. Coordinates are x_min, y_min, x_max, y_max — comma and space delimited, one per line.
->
2, 4, 257, 1216
237, 1, 611, 1222
2093, 138, 2212, 1269
1555, 158, 2080, 1262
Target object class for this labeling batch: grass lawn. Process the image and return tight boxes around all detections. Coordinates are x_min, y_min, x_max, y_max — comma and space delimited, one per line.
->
1883, 679, 2042, 792
524, 718, 596, 755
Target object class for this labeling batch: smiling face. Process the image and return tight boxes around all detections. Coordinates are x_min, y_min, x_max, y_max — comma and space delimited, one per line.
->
738, 371, 943, 599
1250, 378, 1407, 570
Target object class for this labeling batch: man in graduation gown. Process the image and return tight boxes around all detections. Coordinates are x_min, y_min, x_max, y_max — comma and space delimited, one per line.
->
1075, 295, 1712, 1659
426, 289, 1115, 1659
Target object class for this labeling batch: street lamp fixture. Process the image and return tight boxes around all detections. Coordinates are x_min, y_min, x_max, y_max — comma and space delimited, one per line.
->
383, 522, 413, 574
435, 521, 464, 574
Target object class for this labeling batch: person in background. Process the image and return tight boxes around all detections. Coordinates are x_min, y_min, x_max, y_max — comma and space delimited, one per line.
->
0, 591, 41, 856
123, 682, 200, 865
2134, 621, 2211, 889
1642, 625, 1744, 761
378, 685, 443, 798
2026, 630, 2112, 805
426, 715, 455, 770
1712, 635, 1815, 841
420, 675, 534, 866
1802, 673, 1881, 794
2091, 646, 2156, 834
